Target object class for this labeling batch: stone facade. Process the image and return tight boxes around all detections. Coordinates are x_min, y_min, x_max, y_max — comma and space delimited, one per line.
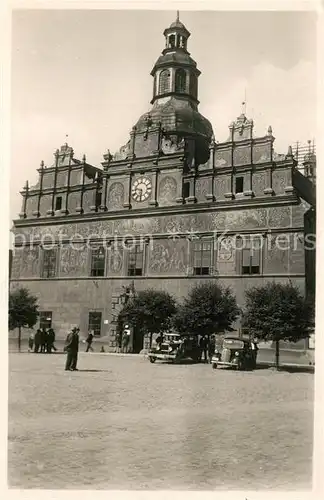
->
10, 16, 316, 351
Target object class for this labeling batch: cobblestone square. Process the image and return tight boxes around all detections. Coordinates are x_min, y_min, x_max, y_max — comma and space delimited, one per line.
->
8, 353, 314, 490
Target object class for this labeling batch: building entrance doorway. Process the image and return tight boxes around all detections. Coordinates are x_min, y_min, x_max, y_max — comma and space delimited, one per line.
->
132, 327, 144, 353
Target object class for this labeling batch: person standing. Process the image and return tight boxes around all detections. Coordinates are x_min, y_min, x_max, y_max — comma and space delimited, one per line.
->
85, 331, 94, 352
34, 329, 41, 353
208, 335, 216, 363
199, 335, 208, 363
122, 330, 130, 353
47, 328, 57, 353
28, 333, 34, 352
40, 328, 47, 353
115, 331, 122, 353
64, 326, 80, 371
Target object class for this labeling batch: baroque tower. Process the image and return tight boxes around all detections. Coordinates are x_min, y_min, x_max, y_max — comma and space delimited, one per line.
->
134, 13, 213, 167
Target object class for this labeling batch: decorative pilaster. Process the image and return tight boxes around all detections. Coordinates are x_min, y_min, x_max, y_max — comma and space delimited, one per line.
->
149, 168, 159, 206
206, 138, 216, 201
124, 173, 132, 209
47, 149, 59, 216
19, 180, 28, 219
75, 160, 85, 214
243, 169, 254, 198
284, 146, 295, 194
33, 161, 44, 217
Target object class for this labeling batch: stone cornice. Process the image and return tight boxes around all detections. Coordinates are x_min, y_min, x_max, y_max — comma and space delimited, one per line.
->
9, 273, 306, 283
13, 226, 305, 247
13, 194, 301, 228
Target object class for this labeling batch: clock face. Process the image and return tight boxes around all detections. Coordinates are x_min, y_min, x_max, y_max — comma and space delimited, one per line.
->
131, 177, 152, 202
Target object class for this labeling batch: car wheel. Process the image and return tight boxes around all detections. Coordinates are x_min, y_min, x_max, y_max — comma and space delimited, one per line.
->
149, 357, 156, 363
212, 363, 217, 370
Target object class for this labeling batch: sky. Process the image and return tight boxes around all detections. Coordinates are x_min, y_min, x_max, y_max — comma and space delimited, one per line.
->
10, 9, 317, 221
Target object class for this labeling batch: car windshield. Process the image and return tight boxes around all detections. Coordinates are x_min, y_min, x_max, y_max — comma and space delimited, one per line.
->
223, 338, 244, 349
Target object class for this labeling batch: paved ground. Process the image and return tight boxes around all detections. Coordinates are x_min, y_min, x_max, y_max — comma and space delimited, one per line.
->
8, 353, 314, 490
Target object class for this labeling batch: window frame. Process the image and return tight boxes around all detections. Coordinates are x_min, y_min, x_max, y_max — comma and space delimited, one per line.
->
88, 311, 102, 337
175, 68, 187, 93
127, 245, 144, 277
39, 311, 52, 330
55, 196, 62, 211
240, 237, 262, 275
192, 238, 213, 276
158, 69, 171, 94
235, 176, 244, 194
90, 246, 106, 277
41, 247, 58, 278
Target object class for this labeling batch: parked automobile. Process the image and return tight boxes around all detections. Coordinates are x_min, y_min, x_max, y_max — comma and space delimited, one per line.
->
148, 332, 200, 363
211, 336, 257, 371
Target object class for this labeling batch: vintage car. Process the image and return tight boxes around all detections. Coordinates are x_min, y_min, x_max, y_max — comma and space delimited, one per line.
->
211, 336, 257, 371
148, 333, 200, 363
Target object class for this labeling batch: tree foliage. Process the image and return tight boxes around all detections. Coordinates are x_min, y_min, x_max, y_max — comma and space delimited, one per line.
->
9, 287, 39, 352
9, 287, 39, 331
173, 282, 240, 337
242, 282, 314, 343
118, 289, 177, 337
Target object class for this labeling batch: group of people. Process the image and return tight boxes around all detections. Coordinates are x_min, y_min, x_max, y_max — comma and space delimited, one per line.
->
198, 334, 216, 363
115, 329, 130, 353
28, 328, 57, 353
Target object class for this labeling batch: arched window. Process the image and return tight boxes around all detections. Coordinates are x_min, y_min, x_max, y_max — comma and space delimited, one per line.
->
189, 73, 198, 98
159, 70, 171, 94
175, 69, 187, 93
168, 34, 176, 48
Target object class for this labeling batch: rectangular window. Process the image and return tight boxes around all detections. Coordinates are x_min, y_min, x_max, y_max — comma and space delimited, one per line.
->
183, 182, 190, 199
96, 192, 102, 208
41, 248, 57, 278
88, 311, 102, 337
235, 176, 244, 194
39, 311, 52, 330
90, 247, 106, 277
193, 240, 212, 275
55, 196, 62, 211
241, 239, 261, 275
128, 246, 143, 276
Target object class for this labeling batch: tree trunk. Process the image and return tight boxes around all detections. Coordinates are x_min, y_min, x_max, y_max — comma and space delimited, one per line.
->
18, 326, 21, 353
275, 339, 280, 370
149, 332, 153, 349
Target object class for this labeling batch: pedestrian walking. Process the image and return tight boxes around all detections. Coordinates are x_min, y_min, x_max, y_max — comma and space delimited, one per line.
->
28, 333, 34, 352
64, 326, 80, 371
85, 331, 94, 352
34, 329, 41, 353
47, 328, 57, 353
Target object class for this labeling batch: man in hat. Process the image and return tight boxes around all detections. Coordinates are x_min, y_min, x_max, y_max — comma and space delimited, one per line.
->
64, 326, 80, 371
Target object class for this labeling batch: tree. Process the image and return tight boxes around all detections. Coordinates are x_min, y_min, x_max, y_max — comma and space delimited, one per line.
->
9, 287, 39, 352
173, 282, 240, 338
118, 289, 177, 348
243, 282, 314, 369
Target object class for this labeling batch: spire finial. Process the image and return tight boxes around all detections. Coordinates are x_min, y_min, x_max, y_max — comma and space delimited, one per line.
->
176, 10, 180, 22
241, 88, 247, 115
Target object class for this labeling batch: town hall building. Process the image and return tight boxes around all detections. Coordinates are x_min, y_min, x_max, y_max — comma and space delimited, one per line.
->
10, 15, 316, 351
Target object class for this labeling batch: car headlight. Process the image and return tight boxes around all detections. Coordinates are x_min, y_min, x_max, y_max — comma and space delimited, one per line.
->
168, 346, 173, 352
235, 351, 239, 356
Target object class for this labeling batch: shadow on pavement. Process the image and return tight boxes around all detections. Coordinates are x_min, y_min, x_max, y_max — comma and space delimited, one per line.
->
76, 369, 112, 373
256, 363, 314, 373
